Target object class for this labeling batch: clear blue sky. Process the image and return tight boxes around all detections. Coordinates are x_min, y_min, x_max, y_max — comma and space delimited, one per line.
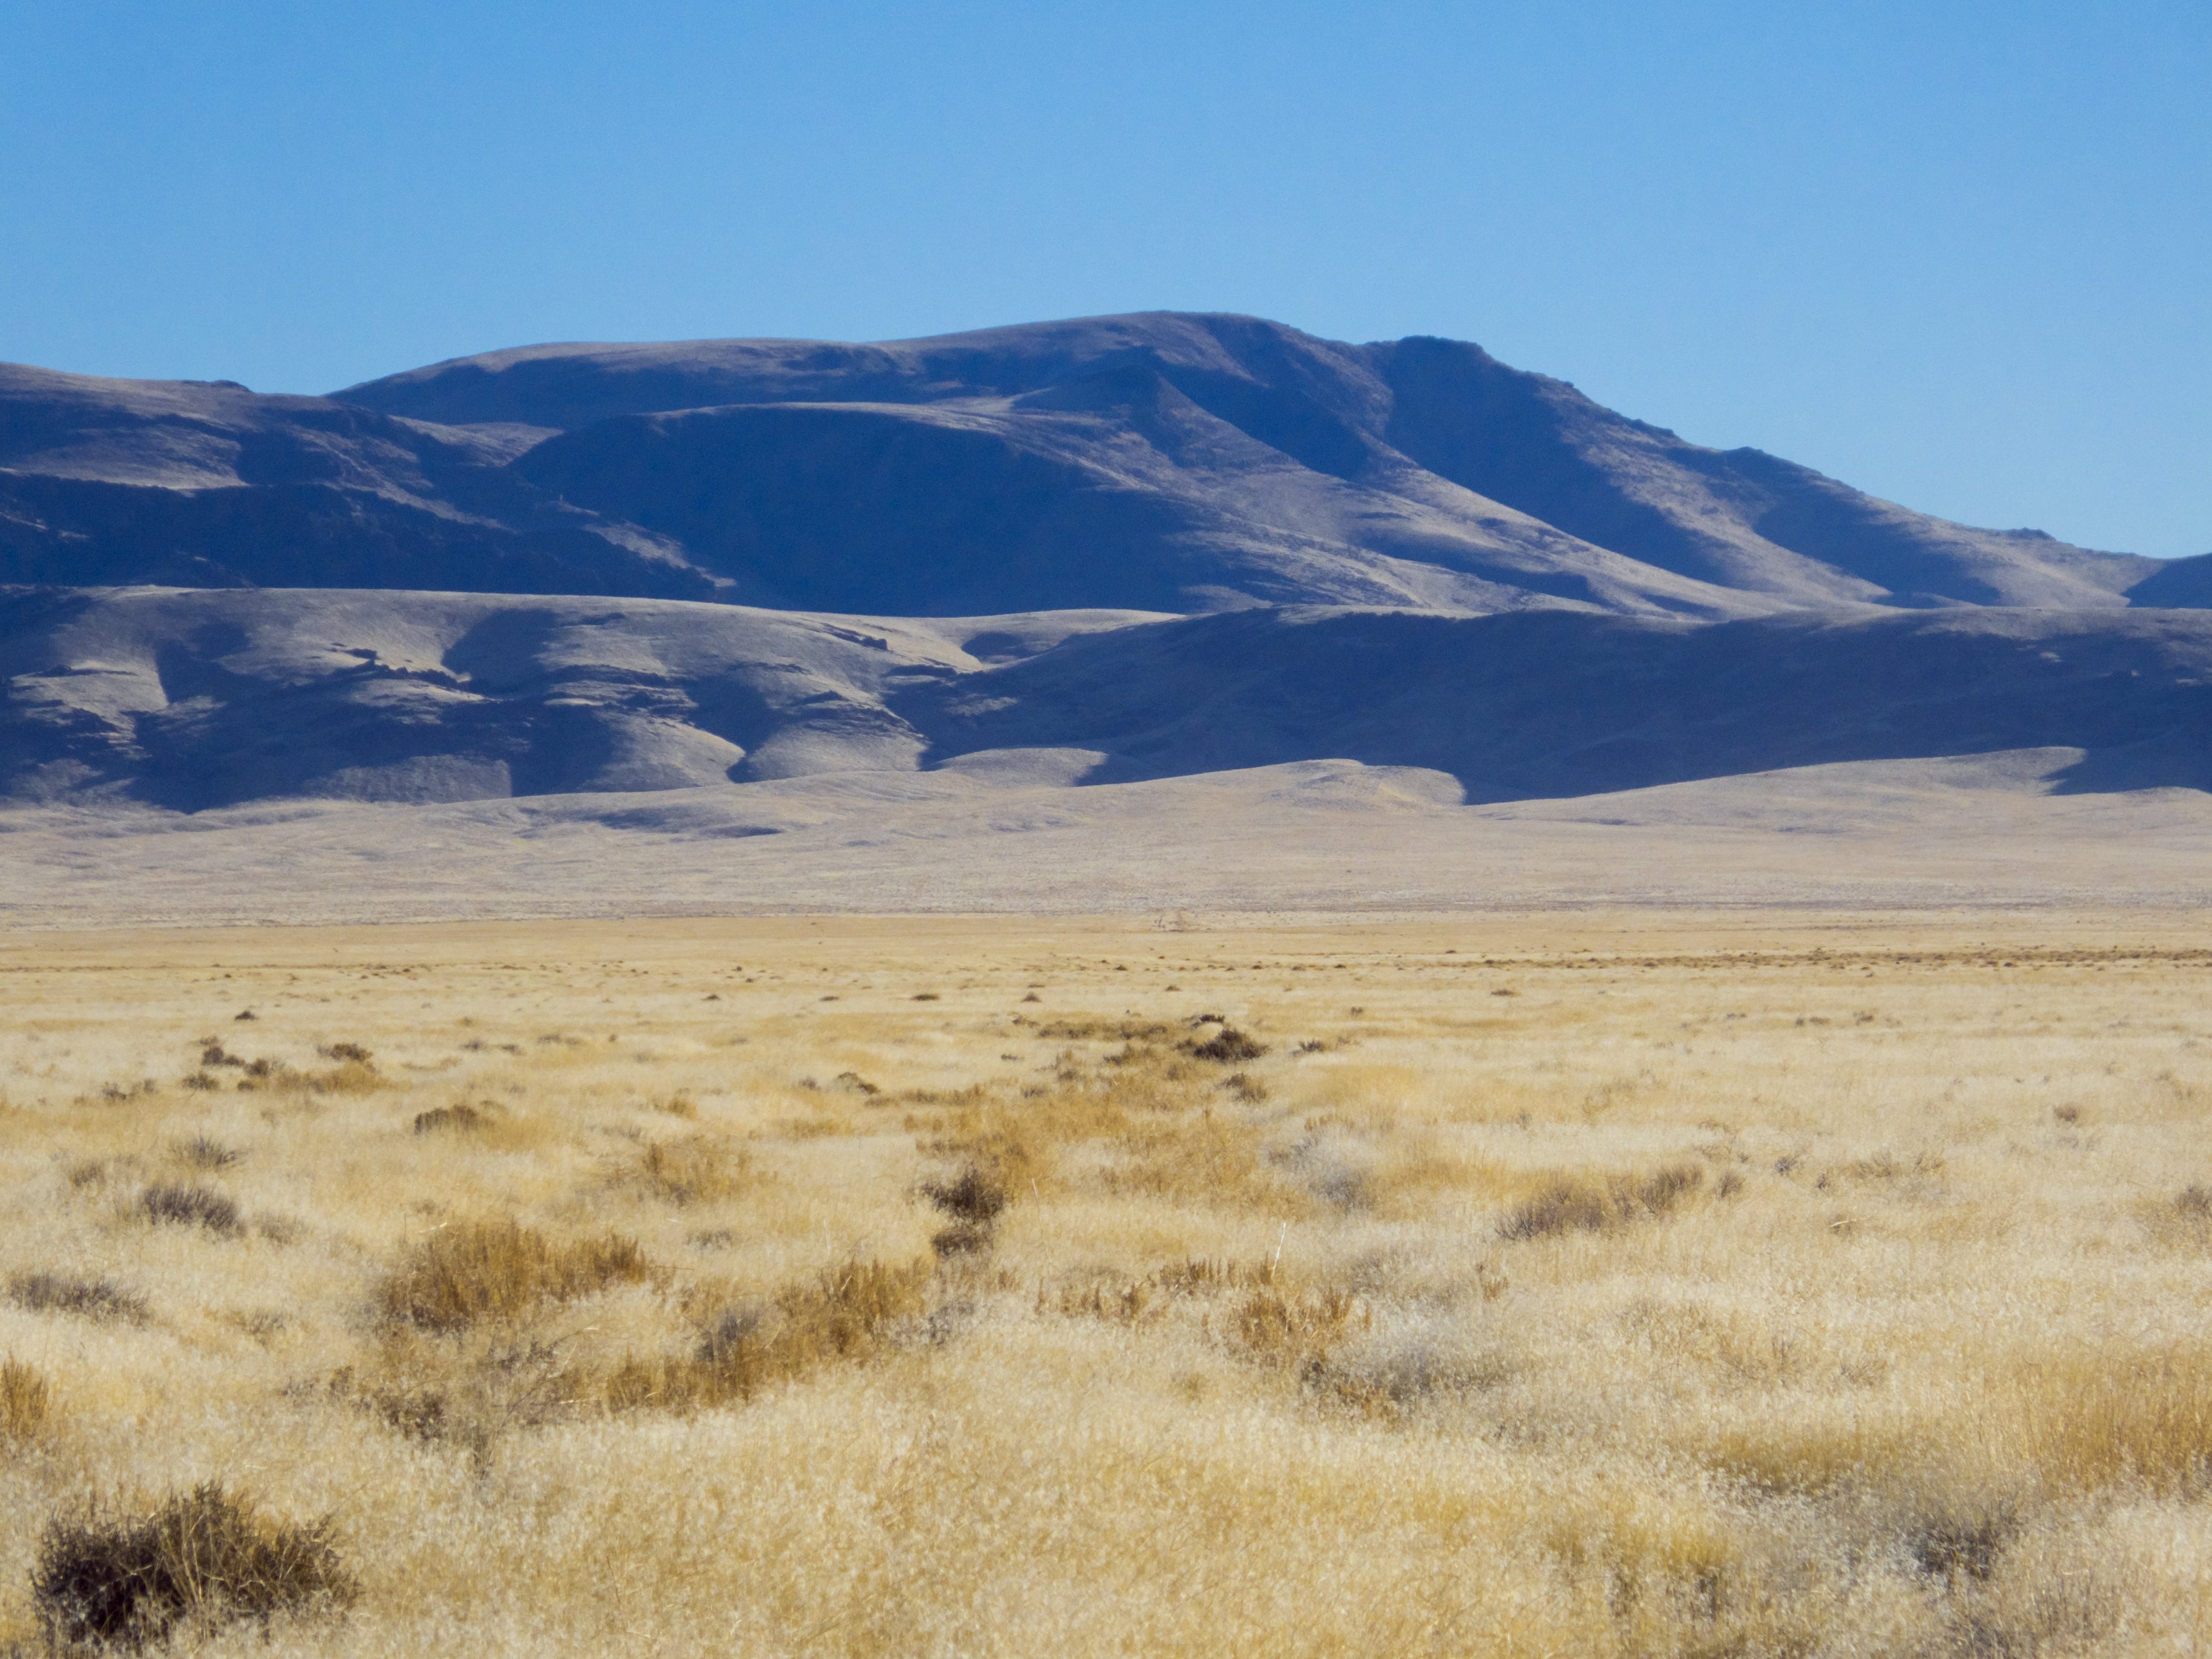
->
3, 1, 2205, 556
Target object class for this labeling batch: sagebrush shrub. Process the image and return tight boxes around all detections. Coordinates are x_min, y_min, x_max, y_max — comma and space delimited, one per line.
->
140, 1184, 240, 1234
33, 1482, 355, 1650
9, 1271, 149, 1323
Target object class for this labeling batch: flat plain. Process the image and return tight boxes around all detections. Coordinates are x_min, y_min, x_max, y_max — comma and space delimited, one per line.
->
3, 911, 2211, 1655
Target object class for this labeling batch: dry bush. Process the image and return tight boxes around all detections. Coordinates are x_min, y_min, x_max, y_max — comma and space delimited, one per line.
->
1190, 1026, 1266, 1062
32, 1482, 355, 1650
317, 1042, 373, 1063
140, 1183, 241, 1234
638, 1137, 748, 1205
921, 1166, 1007, 1226
335, 1334, 587, 1460
9, 1270, 149, 1323
1229, 1286, 1367, 1377
605, 1257, 931, 1413
923, 1168, 1007, 1255
412, 1103, 484, 1135
2, 1355, 51, 1439
1498, 1164, 1704, 1241
379, 1220, 655, 1332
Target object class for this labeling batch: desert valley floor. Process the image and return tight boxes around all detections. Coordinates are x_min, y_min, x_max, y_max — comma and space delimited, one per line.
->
2, 909, 2210, 1654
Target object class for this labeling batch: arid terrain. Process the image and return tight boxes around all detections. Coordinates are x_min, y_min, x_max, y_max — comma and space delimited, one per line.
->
2, 911, 2210, 1654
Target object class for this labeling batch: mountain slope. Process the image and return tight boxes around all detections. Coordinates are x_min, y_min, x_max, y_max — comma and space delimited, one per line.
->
343, 311, 2165, 612
0, 363, 725, 600
1, 313, 2175, 618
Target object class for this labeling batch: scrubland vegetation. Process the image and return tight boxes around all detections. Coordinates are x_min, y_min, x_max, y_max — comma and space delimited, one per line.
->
1, 913, 2210, 1655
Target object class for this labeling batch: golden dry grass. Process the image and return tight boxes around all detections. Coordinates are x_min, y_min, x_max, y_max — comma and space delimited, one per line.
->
0, 910, 2210, 1654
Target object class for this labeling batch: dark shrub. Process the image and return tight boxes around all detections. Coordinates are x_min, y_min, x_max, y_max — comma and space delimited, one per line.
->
921, 1167, 1007, 1226
1191, 1027, 1266, 1063
34, 1482, 355, 1650
141, 1185, 240, 1234
8, 1272, 149, 1323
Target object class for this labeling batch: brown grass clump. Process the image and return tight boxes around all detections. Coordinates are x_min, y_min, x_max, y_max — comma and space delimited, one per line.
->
379, 1220, 655, 1332
1498, 1164, 1704, 1241
9, 1270, 149, 1323
638, 1136, 748, 1205
199, 1041, 384, 1098
606, 1258, 932, 1413
2017, 1345, 2212, 1496
140, 1183, 241, 1234
2, 1355, 51, 1439
32, 1482, 355, 1650
1229, 1286, 1368, 1378
412, 1103, 484, 1135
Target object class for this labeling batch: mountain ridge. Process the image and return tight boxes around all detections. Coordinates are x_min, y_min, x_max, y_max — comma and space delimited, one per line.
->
5, 312, 2193, 619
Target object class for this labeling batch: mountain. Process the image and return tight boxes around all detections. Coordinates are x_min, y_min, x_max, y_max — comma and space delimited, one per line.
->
4, 313, 2189, 619
9, 587, 2209, 814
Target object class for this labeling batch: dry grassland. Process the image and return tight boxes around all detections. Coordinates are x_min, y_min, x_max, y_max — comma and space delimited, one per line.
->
1, 912, 2211, 1655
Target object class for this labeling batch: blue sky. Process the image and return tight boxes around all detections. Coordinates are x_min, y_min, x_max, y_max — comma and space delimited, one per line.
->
2, 1, 2205, 556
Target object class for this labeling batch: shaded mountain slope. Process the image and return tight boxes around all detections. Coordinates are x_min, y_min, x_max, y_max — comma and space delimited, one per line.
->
2, 313, 2177, 618
345, 311, 2166, 612
8, 587, 2209, 814
0, 363, 724, 600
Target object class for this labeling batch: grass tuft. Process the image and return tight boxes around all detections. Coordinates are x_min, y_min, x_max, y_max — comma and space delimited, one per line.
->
379, 1219, 656, 1332
2, 1355, 51, 1439
606, 1257, 932, 1413
1498, 1165, 1705, 1241
412, 1103, 484, 1135
638, 1137, 747, 1205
